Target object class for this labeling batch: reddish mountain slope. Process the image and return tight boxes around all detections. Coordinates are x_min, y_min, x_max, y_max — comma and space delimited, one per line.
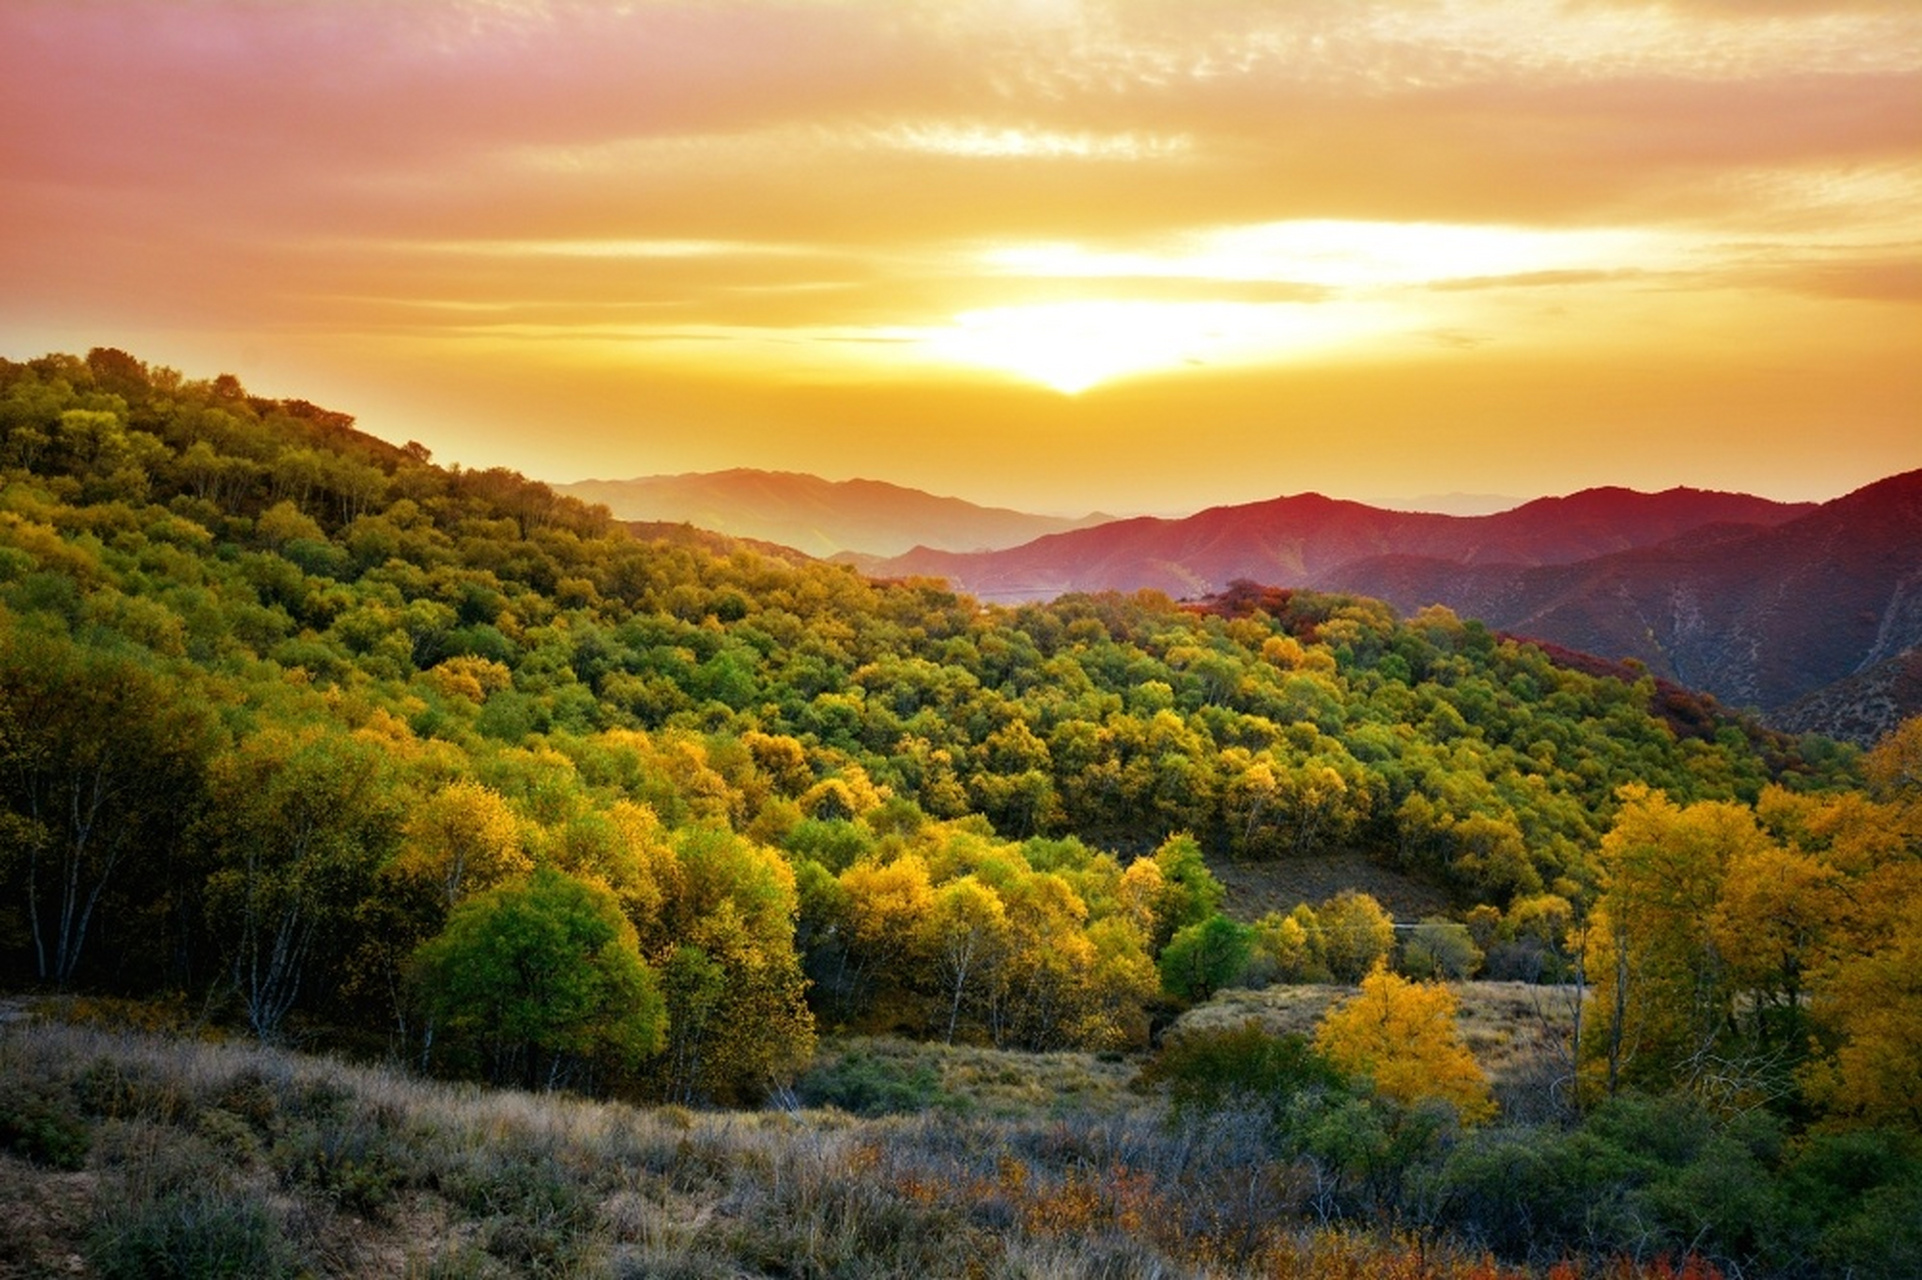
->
1315, 471, 1922, 731
870, 473, 1922, 736
871, 486, 1814, 604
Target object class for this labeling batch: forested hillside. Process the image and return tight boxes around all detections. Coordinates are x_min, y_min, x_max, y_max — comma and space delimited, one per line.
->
2, 350, 1919, 1277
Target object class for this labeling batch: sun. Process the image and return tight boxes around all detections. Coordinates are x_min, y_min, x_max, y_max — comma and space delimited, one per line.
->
918, 298, 1384, 393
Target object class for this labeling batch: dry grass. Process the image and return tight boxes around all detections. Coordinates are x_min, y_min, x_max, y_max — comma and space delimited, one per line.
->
0, 989, 1644, 1280
1169, 980, 1579, 1113
800, 1035, 1146, 1119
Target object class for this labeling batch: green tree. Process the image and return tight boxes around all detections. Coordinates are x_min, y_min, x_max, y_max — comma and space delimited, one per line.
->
1401, 918, 1483, 981
203, 726, 399, 1040
1148, 832, 1223, 951
1158, 913, 1254, 1003
414, 867, 665, 1090
0, 632, 216, 987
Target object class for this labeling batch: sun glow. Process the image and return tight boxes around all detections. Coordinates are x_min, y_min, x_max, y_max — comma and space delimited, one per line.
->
917, 299, 1388, 393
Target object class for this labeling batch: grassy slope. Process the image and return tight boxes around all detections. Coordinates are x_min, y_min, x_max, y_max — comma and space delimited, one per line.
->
0, 983, 1583, 1280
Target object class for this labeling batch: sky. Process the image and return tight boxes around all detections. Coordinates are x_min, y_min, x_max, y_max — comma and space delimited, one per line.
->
2, 0, 1918, 517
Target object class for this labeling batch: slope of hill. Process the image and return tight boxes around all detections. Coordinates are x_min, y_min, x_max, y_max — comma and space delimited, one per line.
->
4, 349, 1918, 1280
870, 485, 1814, 603
1334, 470, 1922, 735
558, 469, 1110, 558
867, 475, 1922, 737
0, 347, 1856, 1064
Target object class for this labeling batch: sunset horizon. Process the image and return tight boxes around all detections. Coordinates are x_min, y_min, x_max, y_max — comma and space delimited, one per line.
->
4, 0, 1918, 515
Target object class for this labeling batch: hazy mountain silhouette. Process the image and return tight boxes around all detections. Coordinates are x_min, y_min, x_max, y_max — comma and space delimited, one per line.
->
558, 469, 1109, 558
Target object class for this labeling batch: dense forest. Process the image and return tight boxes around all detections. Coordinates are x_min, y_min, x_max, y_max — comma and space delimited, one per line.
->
1, 349, 1917, 1277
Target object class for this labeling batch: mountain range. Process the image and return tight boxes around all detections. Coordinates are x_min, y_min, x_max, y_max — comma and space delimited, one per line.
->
860, 486, 1821, 600
557, 469, 1110, 558
853, 473, 1921, 741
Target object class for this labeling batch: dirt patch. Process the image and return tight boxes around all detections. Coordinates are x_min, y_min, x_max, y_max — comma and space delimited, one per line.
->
1208, 849, 1454, 923
0, 1154, 95, 1279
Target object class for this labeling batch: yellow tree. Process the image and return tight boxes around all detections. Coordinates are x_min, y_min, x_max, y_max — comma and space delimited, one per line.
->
921, 875, 1010, 1043
838, 853, 935, 1025
1317, 890, 1395, 983
1584, 785, 1772, 1098
1080, 916, 1160, 1050
1802, 910, 1922, 1130
1314, 963, 1495, 1124
396, 778, 528, 907
996, 868, 1096, 1050
1709, 843, 1842, 1056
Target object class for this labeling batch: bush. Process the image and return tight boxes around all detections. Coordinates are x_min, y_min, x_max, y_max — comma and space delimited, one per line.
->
1138, 1022, 1343, 1140
796, 1048, 962, 1116
87, 1188, 300, 1280
273, 1112, 414, 1217
0, 1078, 90, 1169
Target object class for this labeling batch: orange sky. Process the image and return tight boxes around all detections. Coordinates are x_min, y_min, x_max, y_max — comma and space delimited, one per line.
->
2, 0, 1918, 515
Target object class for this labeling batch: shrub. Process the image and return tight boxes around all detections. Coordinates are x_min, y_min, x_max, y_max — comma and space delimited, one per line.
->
0, 1078, 90, 1169
87, 1188, 300, 1280
797, 1048, 962, 1116
1138, 1021, 1343, 1140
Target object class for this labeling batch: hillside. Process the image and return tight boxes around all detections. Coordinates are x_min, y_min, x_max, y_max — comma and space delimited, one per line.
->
1, 349, 1919, 1280
866, 476, 1922, 739
557, 468, 1111, 558
0, 1011, 1764, 1280
0, 346, 1856, 1063
1333, 470, 1922, 737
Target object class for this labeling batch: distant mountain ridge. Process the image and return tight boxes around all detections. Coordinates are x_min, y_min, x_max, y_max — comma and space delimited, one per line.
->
865, 473, 1922, 741
868, 485, 1817, 602
1341, 472, 1922, 731
558, 469, 1110, 558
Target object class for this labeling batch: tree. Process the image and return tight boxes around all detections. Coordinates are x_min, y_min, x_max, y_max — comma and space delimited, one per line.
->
203, 727, 400, 1039
1148, 833, 1222, 951
1158, 913, 1254, 1003
838, 853, 935, 1023
645, 826, 815, 1103
1314, 963, 1495, 1124
0, 632, 216, 987
1802, 910, 1922, 1130
1401, 918, 1483, 981
1583, 785, 1769, 1099
394, 778, 528, 906
922, 875, 1010, 1043
1317, 890, 1396, 983
414, 867, 665, 1090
